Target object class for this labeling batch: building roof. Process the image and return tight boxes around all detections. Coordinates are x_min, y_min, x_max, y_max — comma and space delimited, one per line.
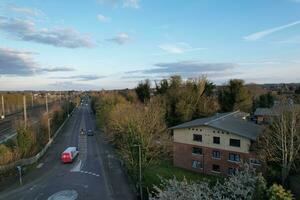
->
254, 103, 300, 117
170, 111, 262, 140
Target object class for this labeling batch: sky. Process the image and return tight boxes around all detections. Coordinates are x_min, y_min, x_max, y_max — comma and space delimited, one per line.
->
0, 0, 300, 90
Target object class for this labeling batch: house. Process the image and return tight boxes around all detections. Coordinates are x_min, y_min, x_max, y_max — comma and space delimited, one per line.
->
254, 101, 300, 124
170, 111, 262, 176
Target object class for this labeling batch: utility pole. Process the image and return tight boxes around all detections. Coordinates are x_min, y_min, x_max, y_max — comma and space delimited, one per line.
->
23, 95, 27, 129
60, 91, 62, 103
48, 118, 52, 142
1, 95, 5, 119
133, 144, 143, 200
45, 93, 49, 114
31, 93, 34, 107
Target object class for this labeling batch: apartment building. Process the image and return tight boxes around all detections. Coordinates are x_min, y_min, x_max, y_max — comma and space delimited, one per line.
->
170, 111, 262, 176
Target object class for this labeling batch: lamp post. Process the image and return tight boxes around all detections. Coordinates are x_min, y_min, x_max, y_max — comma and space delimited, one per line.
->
132, 144, 142, 200
1, 95, 5, 119
16, 166, 22, 185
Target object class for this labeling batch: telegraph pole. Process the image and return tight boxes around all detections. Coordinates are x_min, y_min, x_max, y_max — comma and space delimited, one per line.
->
60, 91, 62, 103
45, 93, 49, 114
23, 95, 27, 129
1, 95, 5, 119
31, 93, 34, 107
48, 118, 51, 142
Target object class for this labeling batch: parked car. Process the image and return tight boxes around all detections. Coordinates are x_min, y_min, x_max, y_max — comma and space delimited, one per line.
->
87, 129, 94, 136
61, 147, 79, 163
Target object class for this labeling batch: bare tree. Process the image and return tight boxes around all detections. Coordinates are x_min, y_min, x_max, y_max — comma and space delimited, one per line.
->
259, 109, 300, 185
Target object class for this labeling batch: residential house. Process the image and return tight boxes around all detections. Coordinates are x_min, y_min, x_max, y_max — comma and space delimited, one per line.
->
170, 111, 262, 176
254, 100, 300, 124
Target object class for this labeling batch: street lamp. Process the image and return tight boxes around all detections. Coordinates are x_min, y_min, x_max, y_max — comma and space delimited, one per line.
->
132, 144, 142, 200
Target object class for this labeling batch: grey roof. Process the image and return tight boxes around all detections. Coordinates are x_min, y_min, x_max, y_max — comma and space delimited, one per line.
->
254, 104, 300, 116
254, 108, 278, 116
170, 111, 262, 140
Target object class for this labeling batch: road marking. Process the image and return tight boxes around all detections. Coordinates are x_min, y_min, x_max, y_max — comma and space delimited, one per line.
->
36, 163, 44, 169
47, 190, 78, 200
72, 169, 100, 177
70, 160, 82, 172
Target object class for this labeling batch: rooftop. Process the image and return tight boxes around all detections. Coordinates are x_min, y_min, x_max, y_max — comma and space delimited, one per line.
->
170, 111, 262, 140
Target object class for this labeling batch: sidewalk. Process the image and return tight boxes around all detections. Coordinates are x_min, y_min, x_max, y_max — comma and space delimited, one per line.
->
93, 117, 136, 200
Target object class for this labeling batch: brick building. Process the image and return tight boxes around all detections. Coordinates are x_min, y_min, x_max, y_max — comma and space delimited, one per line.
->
170, 111, 262, 176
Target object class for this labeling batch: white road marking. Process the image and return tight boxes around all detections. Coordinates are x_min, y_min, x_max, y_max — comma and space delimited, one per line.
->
77, 170, 100, 177
36, 163, 44, 169
47, 190, 78, 200
70, 160, 82, 172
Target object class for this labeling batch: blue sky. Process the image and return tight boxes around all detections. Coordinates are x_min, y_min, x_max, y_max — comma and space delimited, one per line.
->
0, 0, 300, 90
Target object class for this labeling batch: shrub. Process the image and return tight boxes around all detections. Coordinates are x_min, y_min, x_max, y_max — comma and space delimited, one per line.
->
268, 184, 294, 200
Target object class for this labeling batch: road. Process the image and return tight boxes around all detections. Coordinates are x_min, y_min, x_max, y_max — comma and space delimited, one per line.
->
0, 102, 135, 200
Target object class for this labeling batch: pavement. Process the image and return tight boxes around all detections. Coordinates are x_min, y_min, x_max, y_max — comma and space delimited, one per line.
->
0, 101, 135, 200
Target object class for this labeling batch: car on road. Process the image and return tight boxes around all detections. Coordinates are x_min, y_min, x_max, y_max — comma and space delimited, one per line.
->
80, 128, 85, 135
87, 129, 94, 136
61, 147, 79, 163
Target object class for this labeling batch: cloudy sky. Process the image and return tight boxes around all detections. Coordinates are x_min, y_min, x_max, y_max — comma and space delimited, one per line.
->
0, 0, 300, 90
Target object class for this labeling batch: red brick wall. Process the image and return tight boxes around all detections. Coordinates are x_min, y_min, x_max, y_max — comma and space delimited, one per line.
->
173, 142, 256, 176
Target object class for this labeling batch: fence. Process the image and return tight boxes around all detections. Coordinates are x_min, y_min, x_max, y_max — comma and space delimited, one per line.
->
0, 108, 76, 172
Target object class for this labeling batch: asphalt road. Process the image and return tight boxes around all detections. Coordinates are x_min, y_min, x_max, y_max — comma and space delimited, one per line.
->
0, 102, 135, 200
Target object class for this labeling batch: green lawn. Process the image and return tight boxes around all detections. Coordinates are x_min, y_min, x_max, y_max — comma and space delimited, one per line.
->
143, 160, 221, 190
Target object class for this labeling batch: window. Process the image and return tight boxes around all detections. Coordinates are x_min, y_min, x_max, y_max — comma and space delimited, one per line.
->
192, 160, 202, 169
250, 158, 261, 166
212, 164, 220, 172
213, 137, 220, 144
229, 139, 240, 147
228, 168, 236, 175
212, 150, 221, 159
192, 147, 202, 155
213, 130, 215, 133
193, 134, 202, 142
229, 153, 240, 162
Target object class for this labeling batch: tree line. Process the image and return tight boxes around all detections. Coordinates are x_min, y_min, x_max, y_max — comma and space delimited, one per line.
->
91, 75, 300, 199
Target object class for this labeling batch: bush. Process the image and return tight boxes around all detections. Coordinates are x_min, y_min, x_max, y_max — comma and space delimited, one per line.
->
16, 126, 36, 157
0, 144, 14, 165
150, 164, 258, 200
268, 184, 294, 200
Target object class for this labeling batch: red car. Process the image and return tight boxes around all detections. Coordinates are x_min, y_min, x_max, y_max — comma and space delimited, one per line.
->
61, 147, 79, 163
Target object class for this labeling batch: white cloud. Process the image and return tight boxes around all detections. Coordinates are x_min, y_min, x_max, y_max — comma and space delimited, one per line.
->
97, 14, 110, 23
123, 0, 139, 9
0, 47, 74, 76
0, 17, 95, 48
106, 32, 132, 45
8, 4, 44, 17
244, 20, 300, 41
158, 42, 206, 54
98, 0, 140, 9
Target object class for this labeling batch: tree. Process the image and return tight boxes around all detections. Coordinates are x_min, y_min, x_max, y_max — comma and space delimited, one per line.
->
258, 109, 300, 185
258, 93, 275, 108
218, 79, 252, 112
135, 79, 151, 103
164, 76, 219, 126
155, 79, 169, 95
150, 164, 258, 200
204, 80, 216, 96
107, 96, 171, 180
295, 86, 300, 94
